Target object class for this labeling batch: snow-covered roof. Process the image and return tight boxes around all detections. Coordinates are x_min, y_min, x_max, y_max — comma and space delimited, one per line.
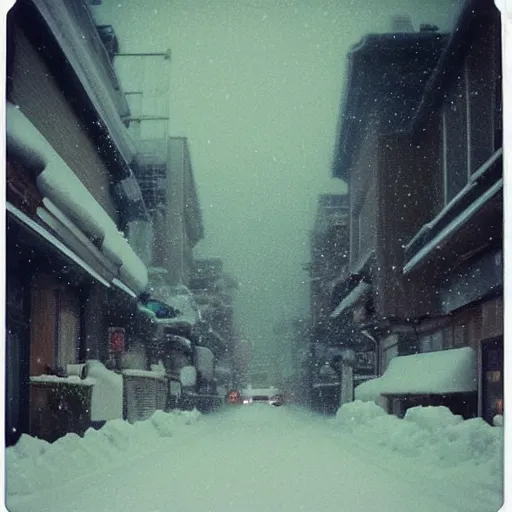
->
7, 103, 148, 296
102, 230, 148, 293
355, 347, 477, 402
7, 202, 112, 289
147, 280, 201, 326
330, 281, 371, 318
137, 305, 195, 332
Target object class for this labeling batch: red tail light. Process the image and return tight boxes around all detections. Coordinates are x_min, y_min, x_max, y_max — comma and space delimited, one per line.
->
228, 391, 241, 404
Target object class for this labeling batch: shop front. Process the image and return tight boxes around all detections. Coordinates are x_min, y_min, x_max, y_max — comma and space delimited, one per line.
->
355, 347, 478, 418
6, 103, 150, 442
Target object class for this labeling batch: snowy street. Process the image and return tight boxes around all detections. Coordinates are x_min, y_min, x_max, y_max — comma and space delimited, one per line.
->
6, 403, 503, 512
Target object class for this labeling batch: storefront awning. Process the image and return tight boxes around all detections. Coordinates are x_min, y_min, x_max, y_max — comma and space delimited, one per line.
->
330, 280, 371, 319
7, 202, 112, 288
355, 347, 477, 402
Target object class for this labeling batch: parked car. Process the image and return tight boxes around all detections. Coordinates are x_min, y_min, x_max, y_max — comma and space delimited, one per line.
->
240, 386, 284, 406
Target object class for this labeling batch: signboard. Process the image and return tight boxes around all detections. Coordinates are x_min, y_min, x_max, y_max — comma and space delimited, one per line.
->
108, 327, 126, 353
355, 351, 376, 371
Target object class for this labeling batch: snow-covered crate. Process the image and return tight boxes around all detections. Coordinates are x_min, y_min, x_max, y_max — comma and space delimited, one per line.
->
122, 372, 168, 423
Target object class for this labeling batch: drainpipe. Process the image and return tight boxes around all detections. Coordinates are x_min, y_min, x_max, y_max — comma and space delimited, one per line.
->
361, 330, 379, 376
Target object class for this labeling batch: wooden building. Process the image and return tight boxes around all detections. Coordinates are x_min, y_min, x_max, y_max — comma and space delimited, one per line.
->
332, 0, 502, 422
5, 0, 151, 444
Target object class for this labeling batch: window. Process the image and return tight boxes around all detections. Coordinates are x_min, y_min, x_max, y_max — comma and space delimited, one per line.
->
56, 290, 81, 369
431, 331, 443, 351
419, 332, 443, 352
453, 324, 466, 347
419, 335, 432, 353
441, 22, 501, 204
443, 326, 454, 349
30, 275, 82, 375
467, 30, 496, 173
442, 69, 468, 203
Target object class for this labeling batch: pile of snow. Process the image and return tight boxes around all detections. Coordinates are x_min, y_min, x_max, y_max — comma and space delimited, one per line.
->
335, 399, 388, 429
493, 414, 503, 427
87, 360, 123, 421
6, 409, 201, 498
334, 401, 503, 489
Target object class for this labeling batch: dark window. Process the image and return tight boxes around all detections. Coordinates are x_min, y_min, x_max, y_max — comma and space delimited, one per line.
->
443, 68, 468, 203
467, 25, 499, 173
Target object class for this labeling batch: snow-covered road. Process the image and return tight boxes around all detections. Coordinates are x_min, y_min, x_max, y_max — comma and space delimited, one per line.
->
6, 404, 503, 512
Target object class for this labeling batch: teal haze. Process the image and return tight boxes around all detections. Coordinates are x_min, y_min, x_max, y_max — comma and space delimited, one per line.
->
92, 0, 462, 369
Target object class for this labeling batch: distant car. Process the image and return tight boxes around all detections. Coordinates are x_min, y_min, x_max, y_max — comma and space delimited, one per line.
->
240, 386, 284, 406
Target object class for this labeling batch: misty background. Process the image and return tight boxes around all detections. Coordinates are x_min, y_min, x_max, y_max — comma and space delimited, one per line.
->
92, 0, 462, 368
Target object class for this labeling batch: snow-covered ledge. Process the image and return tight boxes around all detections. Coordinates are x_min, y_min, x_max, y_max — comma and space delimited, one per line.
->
30, 375, 94, 387
122, 369, 167, 381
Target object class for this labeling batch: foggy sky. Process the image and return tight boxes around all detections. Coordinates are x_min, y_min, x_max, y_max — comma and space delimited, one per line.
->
93, 0, 462, 360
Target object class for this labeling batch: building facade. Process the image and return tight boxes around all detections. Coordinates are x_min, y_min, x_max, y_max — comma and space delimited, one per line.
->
332, 0, 503, 423
6, 0, 152, 444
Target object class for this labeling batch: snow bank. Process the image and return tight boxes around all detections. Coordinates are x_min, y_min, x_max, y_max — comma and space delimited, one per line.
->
334, 401, 503, 488
6, 409, 201, 497
87, 360, 123, 421
335, 399, 388, 429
